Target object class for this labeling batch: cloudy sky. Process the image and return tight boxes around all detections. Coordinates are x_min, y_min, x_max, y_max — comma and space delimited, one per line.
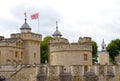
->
0, 0, 120, 50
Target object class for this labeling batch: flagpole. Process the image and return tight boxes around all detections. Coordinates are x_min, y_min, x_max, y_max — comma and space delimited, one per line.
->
38, 13, 39, 33
31, 13, 39, 33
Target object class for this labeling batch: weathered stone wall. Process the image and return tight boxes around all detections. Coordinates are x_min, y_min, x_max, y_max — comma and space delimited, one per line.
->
11, 33, 42, 65
50, 50, 92, 66
1, 65, 120, 81
10, 66, 38, 81
49, 37, 92, 66
99, 51, 109, 65
49, 40, 92, 66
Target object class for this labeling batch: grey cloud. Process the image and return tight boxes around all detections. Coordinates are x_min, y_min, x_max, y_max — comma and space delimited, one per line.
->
98, 19, 120, 34
37, 6, 62, 27
10, 4, 63, 36
10, 3, 63, 26
0, 18, 20, 32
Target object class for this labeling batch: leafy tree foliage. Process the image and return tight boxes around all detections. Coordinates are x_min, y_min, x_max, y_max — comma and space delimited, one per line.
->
107, 39, 120, 61
41, 36, 52, 63
92, 41, 98, 63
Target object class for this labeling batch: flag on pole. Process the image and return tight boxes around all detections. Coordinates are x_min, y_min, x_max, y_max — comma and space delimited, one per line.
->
31, 13, 39, 19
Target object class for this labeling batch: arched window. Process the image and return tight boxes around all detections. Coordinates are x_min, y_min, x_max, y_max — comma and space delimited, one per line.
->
16, 42, 19, 47
19, 41, 21, 47
6, 59, 11, 65
21, 52, 23, 58
84, 54, 88, 61
21, 42, 23, 48
75, 76, 81, 81
15, 51, 18, 58
34, 53, 36, 58
34, 62, 36, 65
84, 66, 88, 72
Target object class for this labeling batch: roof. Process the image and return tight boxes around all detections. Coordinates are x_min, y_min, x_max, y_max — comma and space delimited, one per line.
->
52, 21, 62, 37
20, 19, 31, 30
52, 28, 62, 36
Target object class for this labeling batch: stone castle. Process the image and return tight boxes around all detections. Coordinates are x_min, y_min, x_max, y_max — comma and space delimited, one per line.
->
0, 16, 118, 81
49, 22, 92, 67
0, 16, 42, 65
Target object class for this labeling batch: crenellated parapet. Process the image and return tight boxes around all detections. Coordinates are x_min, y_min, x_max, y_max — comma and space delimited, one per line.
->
78, 37, 92, 44
49, 37, 92, 52
11, 33, 42, 42
0, 64, 120, 81
49, 38, 69, 45
49, 36, 92, 66
50, 44, 92, 52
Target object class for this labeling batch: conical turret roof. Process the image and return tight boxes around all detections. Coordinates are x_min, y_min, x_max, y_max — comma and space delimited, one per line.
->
52, 21, 62, 37
20, 12, 31, 30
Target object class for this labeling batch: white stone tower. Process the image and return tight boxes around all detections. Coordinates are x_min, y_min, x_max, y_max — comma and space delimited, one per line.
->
99, 39, 109, 65
11, 13, 42, 65
49, 21, 92, 67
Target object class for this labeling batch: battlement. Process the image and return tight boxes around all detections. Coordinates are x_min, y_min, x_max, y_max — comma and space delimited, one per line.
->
50, 43, 92, 52
11, 33, 42, 42
49, 38, 69, 44
49, 37, 92, 45
2, 64, 120, 81
49, 37, 92, 52
78, 37, 91, 44
49, 37, 92, 66
0, 64, 116, 75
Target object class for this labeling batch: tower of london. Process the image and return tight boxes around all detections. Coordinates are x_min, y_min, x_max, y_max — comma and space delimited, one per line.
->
0, 17, 119, 81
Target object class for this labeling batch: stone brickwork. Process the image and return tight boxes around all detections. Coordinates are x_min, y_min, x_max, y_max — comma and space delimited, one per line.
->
99, 51, 109, 65
0, 18, 42, 65
0, 65, 120, 81
10, 66, 37, 81
10, 32, 42, 65
49, 37, 92, 66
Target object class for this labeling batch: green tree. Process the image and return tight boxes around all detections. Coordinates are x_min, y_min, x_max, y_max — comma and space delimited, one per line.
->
107, 39, 120, 61
41, 36, 52, 63
92, 41, 98, 63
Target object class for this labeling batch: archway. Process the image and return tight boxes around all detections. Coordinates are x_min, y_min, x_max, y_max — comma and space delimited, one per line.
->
83, 72, 99, 81
59, 72, 73, 81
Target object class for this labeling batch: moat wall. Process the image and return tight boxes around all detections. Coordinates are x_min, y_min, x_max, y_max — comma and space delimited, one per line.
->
0, 64, 120, 81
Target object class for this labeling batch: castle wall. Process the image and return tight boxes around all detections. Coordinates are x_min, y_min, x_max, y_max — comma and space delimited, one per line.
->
49, 43, 92, 66
0, 65, 119, 81
50, 50, 92, 66
11, 33, 42, 42
0, 46, 24, 65
0, 47, 7, 65
10, 66, 38, 81
0, 65, 23, 80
